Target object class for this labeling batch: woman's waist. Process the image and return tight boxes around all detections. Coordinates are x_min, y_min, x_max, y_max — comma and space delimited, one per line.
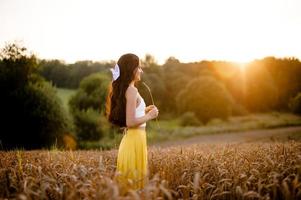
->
127, 126, 145, 131
122, 126, 146, 135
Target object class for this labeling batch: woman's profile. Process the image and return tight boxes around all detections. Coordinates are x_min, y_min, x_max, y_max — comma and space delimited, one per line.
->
106, 53, 159, 191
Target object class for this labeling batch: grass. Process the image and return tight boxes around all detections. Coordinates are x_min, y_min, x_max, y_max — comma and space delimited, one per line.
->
77, 112, 301, 150
56, 88, 77, 112
55, 87, 301, 149
146, 112, 301, 145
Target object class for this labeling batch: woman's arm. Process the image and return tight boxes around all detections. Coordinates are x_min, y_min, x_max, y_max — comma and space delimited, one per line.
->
125, 86, 158, 128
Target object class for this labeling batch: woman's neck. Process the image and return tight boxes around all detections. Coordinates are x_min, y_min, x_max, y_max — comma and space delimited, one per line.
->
129, 81, 136, 87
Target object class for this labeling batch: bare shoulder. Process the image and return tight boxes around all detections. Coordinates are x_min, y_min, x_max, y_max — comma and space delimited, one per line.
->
126, 85, 138, 98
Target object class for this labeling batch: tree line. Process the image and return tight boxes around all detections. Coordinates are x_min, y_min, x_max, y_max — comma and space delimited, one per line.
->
38, 54, 301, 115
1, 42, 301, 150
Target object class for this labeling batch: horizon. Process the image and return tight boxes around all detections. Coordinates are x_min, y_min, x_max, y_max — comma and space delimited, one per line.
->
1, 0, 300, 65
1, 40, 300, 65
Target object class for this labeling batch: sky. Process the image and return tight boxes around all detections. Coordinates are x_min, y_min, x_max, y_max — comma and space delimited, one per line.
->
0, 0, 300, 64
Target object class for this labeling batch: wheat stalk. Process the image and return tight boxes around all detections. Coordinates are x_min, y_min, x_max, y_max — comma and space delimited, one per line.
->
1, 141, 300, 199
142, 81, 160, 129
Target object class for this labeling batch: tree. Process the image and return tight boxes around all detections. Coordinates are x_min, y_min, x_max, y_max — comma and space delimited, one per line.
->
142, 54, 158, 68
289, 92, 301, 114
138, 72, 167, 112
38, 59, 114, 89
176, 75, 234, 123
244, 61, 279, 111
69, 73, 111, 140
0, 43, 73, 150
263, 57, 301, 110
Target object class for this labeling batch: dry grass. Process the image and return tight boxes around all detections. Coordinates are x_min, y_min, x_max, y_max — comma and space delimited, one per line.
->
1, 141, 301, 199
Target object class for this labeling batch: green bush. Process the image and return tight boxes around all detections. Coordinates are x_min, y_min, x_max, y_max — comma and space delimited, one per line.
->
207, 118, 224, 126
289, 92, 301, 114
4, 81, 73, 149
70, 73, 110, 112
176, 75, 234, 124
0, 43, 73, 150
231, 102, 249, 116
72, 109, 103, 140
179, 112, 202, 126
69, 73, 111, 141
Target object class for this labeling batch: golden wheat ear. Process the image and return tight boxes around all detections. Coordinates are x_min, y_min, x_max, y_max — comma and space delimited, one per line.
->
142, 81, 160, 129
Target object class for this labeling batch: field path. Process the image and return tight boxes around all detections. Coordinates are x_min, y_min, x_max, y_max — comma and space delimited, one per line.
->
151, 126, 301, 148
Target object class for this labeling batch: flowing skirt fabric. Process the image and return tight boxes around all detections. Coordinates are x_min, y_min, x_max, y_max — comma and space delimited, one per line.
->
116, 128, 148, 190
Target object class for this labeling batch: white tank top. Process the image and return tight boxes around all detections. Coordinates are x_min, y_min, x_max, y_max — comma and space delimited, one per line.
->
136, 94, 146, 127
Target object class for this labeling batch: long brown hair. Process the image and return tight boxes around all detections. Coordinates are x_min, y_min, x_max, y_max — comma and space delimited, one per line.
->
106, 53, 140, 127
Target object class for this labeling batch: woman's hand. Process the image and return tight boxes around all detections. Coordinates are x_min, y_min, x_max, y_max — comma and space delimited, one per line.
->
145, 105, 156, 113
146, 105, 159, 120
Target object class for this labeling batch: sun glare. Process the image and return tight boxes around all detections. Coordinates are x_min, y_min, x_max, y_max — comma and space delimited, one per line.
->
234, 62, 249, 70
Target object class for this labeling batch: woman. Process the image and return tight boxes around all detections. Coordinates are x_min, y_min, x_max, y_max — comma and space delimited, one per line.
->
106, 53, 159, 191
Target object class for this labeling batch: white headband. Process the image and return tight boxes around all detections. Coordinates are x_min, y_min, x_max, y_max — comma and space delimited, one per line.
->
110, 64, 120, 81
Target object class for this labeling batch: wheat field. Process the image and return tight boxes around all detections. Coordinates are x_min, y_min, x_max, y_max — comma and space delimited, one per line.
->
1, 141, 301, 199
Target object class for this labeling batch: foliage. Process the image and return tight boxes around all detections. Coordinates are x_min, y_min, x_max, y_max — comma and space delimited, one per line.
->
38, 59, 113, 88
176, 75, 234, 123
70, 73, 110, 112
71, 108, 103, 141
139, 73, 166, 110
0, 43, 73, 150
244, 61, 279, 111
231, 102, 249, 116
264, 57, 301, 110
0, 43, 37, 91
69, 73, 111, 141
289, 92, 301, 114
37, 53, 301, 117
179, 112, 202, 126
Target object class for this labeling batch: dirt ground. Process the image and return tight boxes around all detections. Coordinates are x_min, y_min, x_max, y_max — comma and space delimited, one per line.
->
151, 126, 301, 148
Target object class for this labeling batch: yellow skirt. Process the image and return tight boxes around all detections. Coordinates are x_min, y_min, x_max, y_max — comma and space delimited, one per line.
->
116, 128, 148, 190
